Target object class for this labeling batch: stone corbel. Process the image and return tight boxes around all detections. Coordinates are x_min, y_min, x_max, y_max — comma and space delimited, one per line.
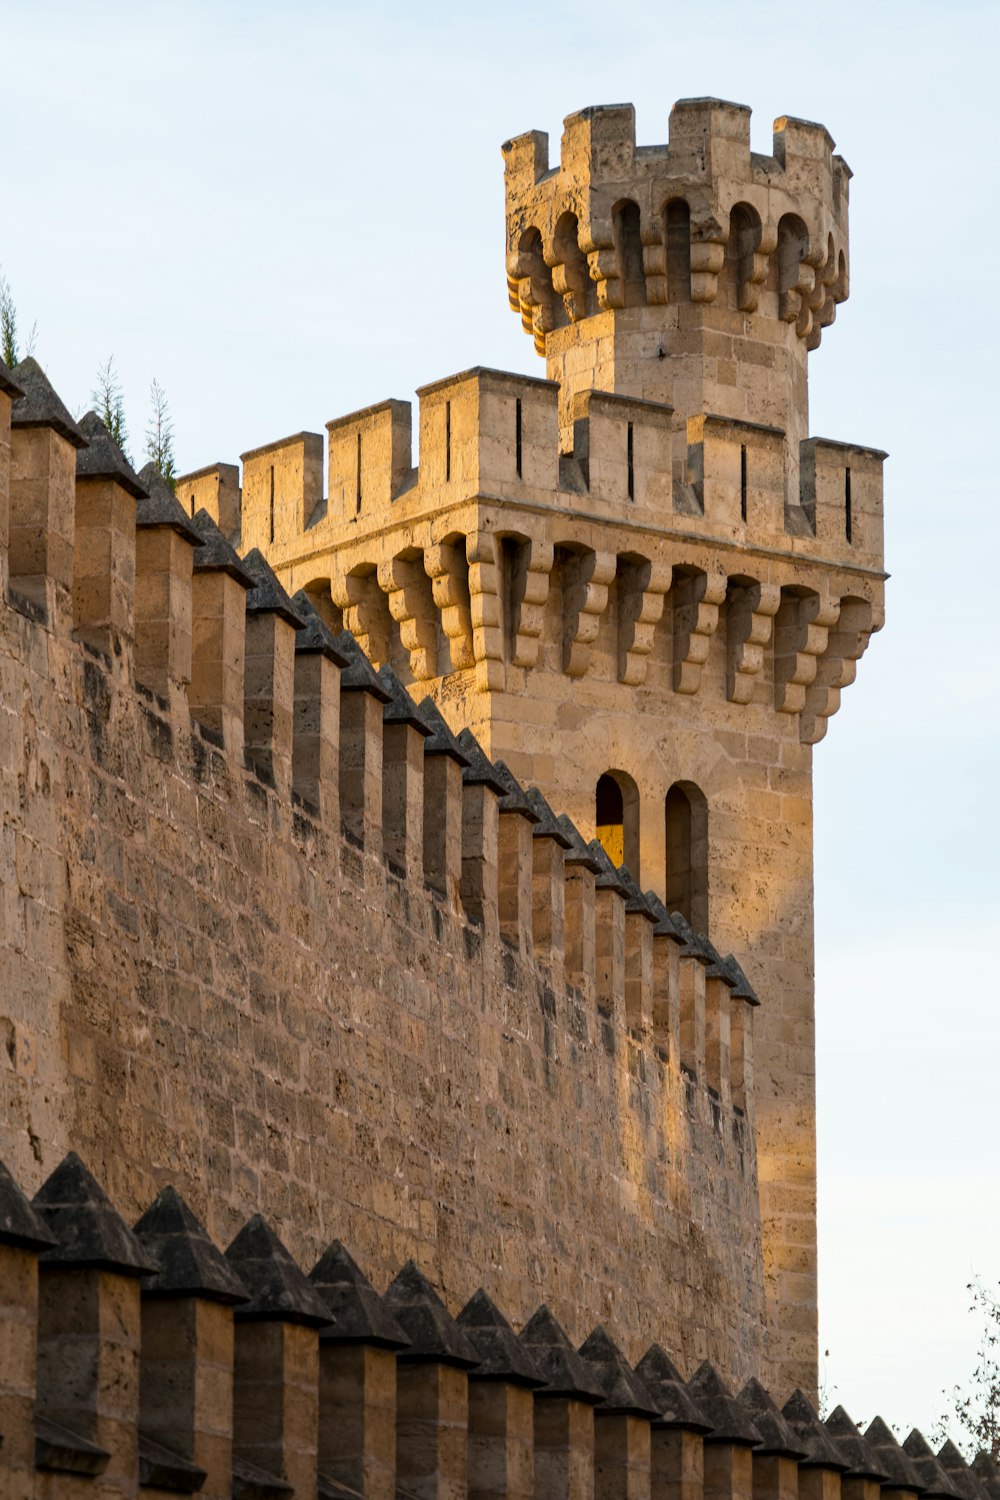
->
512, 536, 554, 668
642, 232, 668, 305
562, 548, 617, 678
799, 597, 880, 744
672, 567, 728, 694
332, 569, 391, 666
773, 587, 842, 714
726, 580, 782, 704
618, 557, 671, 686
423, 542, 475, 671
587, 246, 623, 310
377, 554, 438, 681
466, 531, 505, 691
738, 223, 777, 314
690, 215, 726, 304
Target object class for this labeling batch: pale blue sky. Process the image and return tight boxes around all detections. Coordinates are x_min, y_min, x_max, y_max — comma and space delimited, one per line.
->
4, 0, 998, 1438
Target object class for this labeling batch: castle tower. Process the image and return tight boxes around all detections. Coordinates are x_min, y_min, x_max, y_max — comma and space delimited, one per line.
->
178, 98, 886, 1398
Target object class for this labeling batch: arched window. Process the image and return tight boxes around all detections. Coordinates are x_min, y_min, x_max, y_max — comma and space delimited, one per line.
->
613, 200, 647, 307
664, 781, 708, 929
596, 771, 640, 876
728, 203, 762, 311
664, 199, 691, 303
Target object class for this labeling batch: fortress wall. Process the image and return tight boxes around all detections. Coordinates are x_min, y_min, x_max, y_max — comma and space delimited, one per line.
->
0, 373, 766, 1388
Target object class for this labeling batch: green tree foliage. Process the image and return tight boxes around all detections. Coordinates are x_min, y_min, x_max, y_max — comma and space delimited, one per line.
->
144, 378, 176, 488
92, 356, 130, 462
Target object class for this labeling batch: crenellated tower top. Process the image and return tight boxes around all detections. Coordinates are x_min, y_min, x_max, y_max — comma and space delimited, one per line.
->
503, 98, 851, 450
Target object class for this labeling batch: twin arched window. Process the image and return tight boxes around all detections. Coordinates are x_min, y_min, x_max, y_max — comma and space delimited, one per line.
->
594, 773, 708, 927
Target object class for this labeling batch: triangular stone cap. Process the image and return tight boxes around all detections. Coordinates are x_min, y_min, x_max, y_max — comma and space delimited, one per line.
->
0, 1155, 56, 1251
825, 1405, 889, 1481
614, 862, 658, 920
587, 839, 633, 898
139, 1432, 208, 1492
232, 1453, 295, 1499
635, 1345, 712, 1432
384, 1260, 480, 1368
687, 1362, 762, 1446
491, 761, 540, 821
35, 1414, 111, 1475
738, 1378, 808, 1459
0, 356, 24, 399
308, 1240, 410, 1349
723, 954, 760, 1006
865, 1417, 926, 1492
971, 1455, 1000, 1500
643, 892, 688, 944
10, 357, 85, 446
224, 1215, 332, 1327
667, 911, 712, 965
456, 1288, 544, 1386
782, 1389, 850, 1470
76, 410, 147, 497
904, 1431, 964, 1498
135, 463, 202, 545
242, 549, 306, 628
455, 728, 508, 795
377, 667, 432, 733
32, 1152, 156, 1276
190, 509, 255, 586
333, 630, 392, 701
290, 591, 350, 666
518, 1305, 604, 1402
702, 936, 737, 987
524, 788, 572, 847
579, 1325, 661, 1417
133, 1186, 249, 1304
416, 698, 471, 766
938, 1440, 990, 1500
556, 815, 602, 872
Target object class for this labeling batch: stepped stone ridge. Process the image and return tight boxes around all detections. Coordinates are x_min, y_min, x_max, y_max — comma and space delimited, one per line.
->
781, 1388, 850, 1470
864, 1417, 926, 1492
518, 1305, 606, 1402
10, 357, 85, 446
224, 1215, 332, 1327
738, 1377, 808, 1458
133, 1186, 249, 1303
688, 1362, 762, 1446
578, 1325, 662, 1417
308, 1240, 410, 1348
383, 1260, 480, 1368
635, 1344, 713, 1431
455, 1288, 545, 1385
31, 1152, 156, 1275
75, 410, 147, 496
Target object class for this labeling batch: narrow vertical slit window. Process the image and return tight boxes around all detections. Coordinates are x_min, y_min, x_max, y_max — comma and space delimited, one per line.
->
445, 400, 451, 482
269, 465, 275, 544
515, 398, 523, 478
627, 422, 634, 500
189, 494, 195, 517
740, 444, 747, 522
355, 431, 362, 515
845, 466, 853, 542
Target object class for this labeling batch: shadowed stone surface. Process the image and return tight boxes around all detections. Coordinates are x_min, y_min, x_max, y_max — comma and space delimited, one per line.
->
416, 696, 471, 764
76, 410, 147, 497
136, 463, 202, 544
557, 814, 602, 871
738, 1378, 807, 1459
308, 1240, 410, 1348
191, 508, 255, 585
32, 1152, 155, 1275
134, 1186, 249, 1304
384, 1260, 480, 1367
579, 1325, 661, 1416
524, 786, 573, 846
635, 1345, 711, 1431
519, 1305, 604, 1402
825, 1407, 888, 1481
11, 357, 84, 445
334, 629, 392, 699
377, 666, 432, 732
904, 1431, 963, 1499
864, 1418, 925, 1492
688, 1362, 761, 1446
781, 1389, 849, 1470
242, 548, 306, 627
0, 1154, 56, 1250
491, 760, 540, 820
456, 1288, 544, 1386
225, 1214, 332, 1327
290, 591, 351, 665
938, 1440, 991, 1500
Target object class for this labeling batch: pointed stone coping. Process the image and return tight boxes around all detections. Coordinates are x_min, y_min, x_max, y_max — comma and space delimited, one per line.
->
332, 630, 392, 701
32, 1152, 156, 1276
518, 1305, 605, 1402
224, 1214, 332, 1328
702, 936, 737, 988
938, 1440, 991, 1500
490, 760, 541, 820
232, 1454, 295, 1499
738, 1378, 808, 1459
686, 1362, 762, 1447
579, 1325, 661, 1417
824, 1406, 889, 1481
556, 815, 602, 873
971, 1456, 1000, 1500
587, 839, 634, 899
456, 1288, 545, 1387
614, 862, 659, 922
635, 1345, 712, 1433
865, 1418, 926, 1492
666, 911, 713, 966
0, 1155, 56, 1251
242, 548, 307, 629
723, 954, 760, 1007
139, 1433, 208, 1493
781, 1389, 850, 1471
903, 1431, 964, 1499
414, 697, 471, 766
308, 1240, 410, 1349
524, 787, 573, 847
133, 1186, 249, 1304
135, 463, 202, 546
377, 665, 433, 734
0, 356, 24, 399
10, 356, 84, 446
290, 591, 351, 666
643, 891, 688, 944
383, 1260, 480, 1368
191, 508, 255, 587
76, 410, 147, 497
456, 727, 508, 795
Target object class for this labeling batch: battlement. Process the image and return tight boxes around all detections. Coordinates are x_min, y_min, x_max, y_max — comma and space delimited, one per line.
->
0, 356, 767, 1386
